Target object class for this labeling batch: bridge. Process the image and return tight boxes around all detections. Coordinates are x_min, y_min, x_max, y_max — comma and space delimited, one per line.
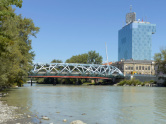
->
29, 63, 124, 81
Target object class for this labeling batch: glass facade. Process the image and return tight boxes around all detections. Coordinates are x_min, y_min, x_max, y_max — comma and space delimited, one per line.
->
118, 22, 156, 61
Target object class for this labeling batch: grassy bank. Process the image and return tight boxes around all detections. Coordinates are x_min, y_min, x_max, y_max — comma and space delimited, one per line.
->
117, 78, 156, 86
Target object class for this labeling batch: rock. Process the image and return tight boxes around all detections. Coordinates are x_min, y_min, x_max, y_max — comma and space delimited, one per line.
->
49, 123, 54, 124
81, 113, 86, 115
70, 120, 86, 124
63, 119, 67, 122
42, 116, 49, 120
27, 115, 31, 118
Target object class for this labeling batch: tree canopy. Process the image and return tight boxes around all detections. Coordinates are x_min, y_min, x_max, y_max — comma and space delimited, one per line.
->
65, 51, 103, 64
0, 0, 39, 87
51, 59, 63, 63
87, 51, 103, 64
154, 48, 166, 75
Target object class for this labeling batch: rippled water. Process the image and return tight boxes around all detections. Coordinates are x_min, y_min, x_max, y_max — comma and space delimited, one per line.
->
2, 84, 166, 124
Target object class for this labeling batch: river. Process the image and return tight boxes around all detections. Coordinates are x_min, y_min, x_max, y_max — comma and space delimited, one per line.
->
2, 84, 166, 124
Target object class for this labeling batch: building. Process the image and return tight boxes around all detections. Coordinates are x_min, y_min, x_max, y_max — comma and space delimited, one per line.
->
111, 60, 155, 76
103, 62, 112, 65
118, 11, 156, 61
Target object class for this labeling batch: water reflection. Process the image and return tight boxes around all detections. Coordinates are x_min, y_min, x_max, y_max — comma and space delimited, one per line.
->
2, 84, 166, 124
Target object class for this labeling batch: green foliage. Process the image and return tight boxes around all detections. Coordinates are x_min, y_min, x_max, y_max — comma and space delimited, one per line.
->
117, 78, 142, 86
0, 0, 23, 8
66, 53, 88, 64
51, 59, 63, 63
0, 1, 39, 88
65, 50, 103, 64
154, 49, 166, 74
149, 80, 154, 83
117, 79, 128, 86
87, 51, 103, 64
35, 78, 44, 83
117, 78, 157, 86
16, 79, 24, 87
154, 48, 166, 83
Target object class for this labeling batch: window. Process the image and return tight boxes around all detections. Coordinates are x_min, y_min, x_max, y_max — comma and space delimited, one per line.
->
128, 66, 130, 70
139, 66, 141, 70
136, 66, 138, 70
142, 66, 144, 70
125, 66, 128, 70
145, 66, 147, 70
131, 66, 133, 70
148, 66, 150, 70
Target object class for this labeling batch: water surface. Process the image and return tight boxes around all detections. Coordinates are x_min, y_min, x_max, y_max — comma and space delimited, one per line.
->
2, 84, 166, 124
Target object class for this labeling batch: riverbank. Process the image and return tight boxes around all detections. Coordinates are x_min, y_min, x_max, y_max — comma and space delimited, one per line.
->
0, 95, 35, 124
0, 96, 19, 123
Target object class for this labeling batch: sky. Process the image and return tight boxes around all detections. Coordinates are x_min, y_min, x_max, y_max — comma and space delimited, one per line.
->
14, 0, 166, 63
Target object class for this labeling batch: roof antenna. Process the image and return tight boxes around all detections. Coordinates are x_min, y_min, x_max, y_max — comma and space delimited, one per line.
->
105, 42, 109, 65
130, 5, 132, 12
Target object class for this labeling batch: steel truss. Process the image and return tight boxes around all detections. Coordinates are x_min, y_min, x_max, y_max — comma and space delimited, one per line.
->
30, 63, 124, 79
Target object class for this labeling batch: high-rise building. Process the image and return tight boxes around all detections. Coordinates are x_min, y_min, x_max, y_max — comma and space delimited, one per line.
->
118, 11, 156, 61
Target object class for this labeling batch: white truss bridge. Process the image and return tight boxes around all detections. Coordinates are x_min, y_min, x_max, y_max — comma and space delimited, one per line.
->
29, 63, 124, 79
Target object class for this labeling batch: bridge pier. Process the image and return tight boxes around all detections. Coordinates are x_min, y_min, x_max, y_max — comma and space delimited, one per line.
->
53, 78, 57, 85
76, 78, 79, 85
75, 78, 82, 85
94, 79, 98, 84
31, 78, 32, 86
112, 78, 116, 83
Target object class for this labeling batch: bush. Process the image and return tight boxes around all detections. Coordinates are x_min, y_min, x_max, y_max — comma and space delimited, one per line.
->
117, 79, 128, 86
149, 80, 154, 83
117, 78, 142, 86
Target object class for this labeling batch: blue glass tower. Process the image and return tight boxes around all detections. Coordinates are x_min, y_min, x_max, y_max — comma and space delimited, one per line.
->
118, 12, 156, 61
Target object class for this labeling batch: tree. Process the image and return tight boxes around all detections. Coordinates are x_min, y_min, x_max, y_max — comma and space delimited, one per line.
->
87, 51, 103, 64
0, 0, 23, 8
0, 0, 39, 88
154, 48, 166, 84
65, 51, 102, 64
66, 53, 88, 64
154, 49, 166, 74
51, 59, 63, 63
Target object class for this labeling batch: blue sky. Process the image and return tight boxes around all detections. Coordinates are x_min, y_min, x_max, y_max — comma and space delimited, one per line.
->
14, 0, 166, 63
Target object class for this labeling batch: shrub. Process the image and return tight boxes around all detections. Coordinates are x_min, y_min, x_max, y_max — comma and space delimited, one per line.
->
117, 78, 142, 86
